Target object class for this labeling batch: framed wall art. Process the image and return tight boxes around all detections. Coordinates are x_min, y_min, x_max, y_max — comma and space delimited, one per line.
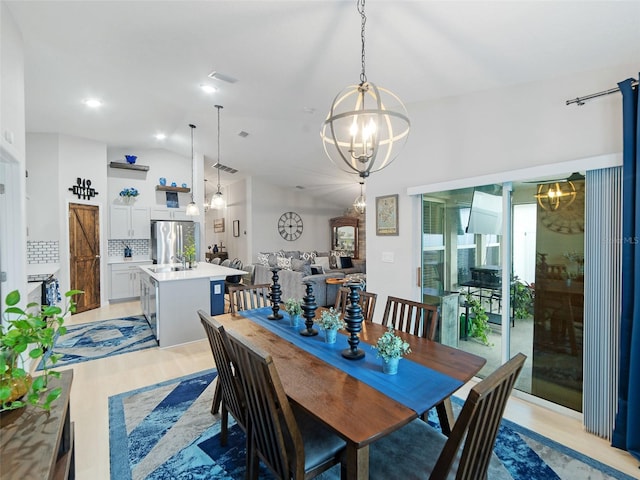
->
233, 219, 240, 237
375, 194, 399, 236
213, 218, 225, 233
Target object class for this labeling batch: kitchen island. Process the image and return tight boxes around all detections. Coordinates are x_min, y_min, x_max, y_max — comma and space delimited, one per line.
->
139, 263, 246, 348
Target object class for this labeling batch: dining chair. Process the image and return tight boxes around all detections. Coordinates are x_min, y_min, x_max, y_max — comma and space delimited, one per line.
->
225, 329, 346, 480
382, 295, 455, 434
333, 286, 377, 323
211, 257, 222, 265
228, 283, 271, 314
368, 352, 527, 480
197, 310, 248, 448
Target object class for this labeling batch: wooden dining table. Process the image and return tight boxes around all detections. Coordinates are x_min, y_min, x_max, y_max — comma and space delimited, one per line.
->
215, 309, 486, 480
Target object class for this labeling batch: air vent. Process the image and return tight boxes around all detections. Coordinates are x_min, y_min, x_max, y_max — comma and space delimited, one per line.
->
208, 71, 238, 84
238, 131, 249, 138
212, 162, 238, 174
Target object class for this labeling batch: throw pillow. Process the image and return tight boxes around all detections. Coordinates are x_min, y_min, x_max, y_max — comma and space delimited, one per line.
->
315, 256, 330, 272
257, 252, 270, 267
300, 251, 317, 263
268, 254, 279, 267
284, 250, 301, 260
291, 259, 312, 276
329, 254, 338, 269
310, 264, 324, 275
340, 256, 353, 269
329, 250, 346, 269
277, 256, 293, 270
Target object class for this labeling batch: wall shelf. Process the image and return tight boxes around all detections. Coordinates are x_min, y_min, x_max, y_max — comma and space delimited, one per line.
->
155, 185, 190, 193
109, 162, 149, 172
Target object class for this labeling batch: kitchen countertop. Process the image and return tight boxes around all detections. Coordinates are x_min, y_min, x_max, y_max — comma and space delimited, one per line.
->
108, 257, 152, 264
139, 262, 246, 282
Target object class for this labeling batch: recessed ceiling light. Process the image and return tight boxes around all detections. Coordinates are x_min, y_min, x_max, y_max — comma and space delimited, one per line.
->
154, 133, 166, 140
83, 98, 102, 108
200, 84, 217, 94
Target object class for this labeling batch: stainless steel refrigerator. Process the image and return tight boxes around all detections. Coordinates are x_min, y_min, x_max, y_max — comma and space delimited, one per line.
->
151, 220, 200, 264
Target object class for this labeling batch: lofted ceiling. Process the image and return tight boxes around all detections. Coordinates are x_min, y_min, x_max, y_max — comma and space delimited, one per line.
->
5, 1, 640, 207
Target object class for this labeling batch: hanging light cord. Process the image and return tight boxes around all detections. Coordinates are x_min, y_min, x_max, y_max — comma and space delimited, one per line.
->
358, 0, 367, 84
189, 123, 196, 202
215, 105, 222, 192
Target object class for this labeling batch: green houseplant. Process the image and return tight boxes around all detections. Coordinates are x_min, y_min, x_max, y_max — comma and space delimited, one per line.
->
373, 327, 411, 374
284, 298, 303, 327
1, 288, 82, 412
511, 276, 534, 319
464, 294, 492, 346
318, 307, 345, 344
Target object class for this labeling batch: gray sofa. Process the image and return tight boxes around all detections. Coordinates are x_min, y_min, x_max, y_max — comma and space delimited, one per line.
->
253, 250, 365, 307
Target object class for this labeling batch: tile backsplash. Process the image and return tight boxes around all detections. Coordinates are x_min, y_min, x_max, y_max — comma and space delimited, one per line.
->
27, 241, 59, 264
108, 239, 150, 258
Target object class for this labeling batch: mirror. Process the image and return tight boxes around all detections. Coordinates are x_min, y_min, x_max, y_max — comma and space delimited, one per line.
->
330, 217, 359, 259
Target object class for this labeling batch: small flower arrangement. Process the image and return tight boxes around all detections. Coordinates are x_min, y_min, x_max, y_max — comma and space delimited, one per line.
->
284, 298, 302, 317
318, 307, 346, 330
119, 187, 139, 198
373, 327, 411, 362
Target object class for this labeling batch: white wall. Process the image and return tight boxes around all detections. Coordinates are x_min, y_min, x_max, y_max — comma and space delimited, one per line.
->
26, 134, 60, 240
0, 2, 27, 300
365, 63, 633, 322
249, 177, 344, 262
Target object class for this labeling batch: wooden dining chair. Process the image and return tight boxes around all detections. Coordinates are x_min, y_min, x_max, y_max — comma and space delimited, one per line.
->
197, 310, 248, 448
368, 353, 526, 480
228, 283, 271, 314
333, 286, 377, 323
225, 329, 346, 480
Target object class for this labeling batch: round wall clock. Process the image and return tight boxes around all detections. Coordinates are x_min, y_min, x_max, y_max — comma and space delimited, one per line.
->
278, 211, 303, 241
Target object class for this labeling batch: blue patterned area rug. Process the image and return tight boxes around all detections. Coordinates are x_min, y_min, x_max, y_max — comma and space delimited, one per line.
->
108, 370, 635, 480
38, 316, 157, 369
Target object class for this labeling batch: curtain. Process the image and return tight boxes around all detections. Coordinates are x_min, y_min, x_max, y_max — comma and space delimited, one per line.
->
612, 75, 640, 461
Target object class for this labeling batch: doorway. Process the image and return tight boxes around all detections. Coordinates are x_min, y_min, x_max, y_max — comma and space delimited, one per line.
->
69, 203, 100, 312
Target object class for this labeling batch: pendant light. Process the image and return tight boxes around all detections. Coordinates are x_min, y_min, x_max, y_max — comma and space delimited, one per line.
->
353, 181, 366, 214
185, 123, 200, 216
534, 181, 577, 211
321, 0, 410, 179
210, 105, 226, 209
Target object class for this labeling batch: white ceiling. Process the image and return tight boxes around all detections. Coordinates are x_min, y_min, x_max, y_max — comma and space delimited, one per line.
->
5, 0, 640, 207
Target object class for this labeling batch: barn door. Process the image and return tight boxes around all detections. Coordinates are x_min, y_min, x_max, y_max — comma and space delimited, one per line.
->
69, 203, 100, 312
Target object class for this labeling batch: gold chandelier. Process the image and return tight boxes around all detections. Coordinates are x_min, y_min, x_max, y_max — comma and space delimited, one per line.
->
534, 181, 577, 211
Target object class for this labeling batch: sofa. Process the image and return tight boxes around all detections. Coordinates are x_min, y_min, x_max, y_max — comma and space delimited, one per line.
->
253, 250, 365, 307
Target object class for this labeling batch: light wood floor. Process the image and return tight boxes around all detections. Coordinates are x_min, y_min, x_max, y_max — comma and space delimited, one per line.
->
62, 301, 639, 480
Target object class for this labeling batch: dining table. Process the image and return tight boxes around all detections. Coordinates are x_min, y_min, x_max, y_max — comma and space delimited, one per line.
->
215, 306, 486, 480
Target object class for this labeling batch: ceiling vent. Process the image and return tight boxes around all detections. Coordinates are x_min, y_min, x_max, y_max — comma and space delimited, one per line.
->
238, 131, 249, 138
212, 162, 238, 174
208, 71, 238, 84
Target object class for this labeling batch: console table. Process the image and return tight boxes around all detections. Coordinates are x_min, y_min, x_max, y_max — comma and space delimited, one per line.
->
1, 369, 74, 479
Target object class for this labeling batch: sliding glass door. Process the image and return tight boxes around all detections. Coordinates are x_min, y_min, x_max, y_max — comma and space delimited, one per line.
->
422, 175, 585, 411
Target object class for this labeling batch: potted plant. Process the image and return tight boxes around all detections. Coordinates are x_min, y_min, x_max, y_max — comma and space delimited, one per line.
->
119, 187, 139, 204
1, 288, 82, 412
464, 294, 493, 346
373, 326, 411, 375
284, 298, 303, 327
318, 307, 346, 344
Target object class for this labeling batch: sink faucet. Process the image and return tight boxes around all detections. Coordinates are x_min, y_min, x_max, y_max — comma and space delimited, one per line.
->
172, 255, 187, 270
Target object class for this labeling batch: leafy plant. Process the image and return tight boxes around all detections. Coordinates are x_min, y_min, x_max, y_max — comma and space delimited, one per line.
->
119, 187, 139, 197
1, 289, 83, 411
284, 298, 303, 317
373, 327, 411, 362
511, 276, 534, 319
465, 294, 492, 346
183, 238, 197, 263
318, 307, 345, 330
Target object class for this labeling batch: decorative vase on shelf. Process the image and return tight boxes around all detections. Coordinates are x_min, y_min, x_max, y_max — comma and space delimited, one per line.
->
159, 177, 167, 186
324, 328, 338, 344
382, 357, 400, 375
125, 155, 137, 164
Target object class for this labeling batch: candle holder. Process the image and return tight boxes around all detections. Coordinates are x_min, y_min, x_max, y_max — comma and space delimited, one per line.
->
268, 267, 284, 320
300, 281, 318, 336
341, 282, 365, 360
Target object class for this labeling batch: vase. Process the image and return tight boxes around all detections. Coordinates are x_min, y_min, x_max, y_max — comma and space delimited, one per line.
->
122, 196, 135, 205
324, 328, 338, 344
289, 313, 300, 327
382, 357, 400, 375
1, 372, 32, 405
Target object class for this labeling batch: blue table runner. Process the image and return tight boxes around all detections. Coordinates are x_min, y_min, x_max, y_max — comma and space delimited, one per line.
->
239, 307, 463, 414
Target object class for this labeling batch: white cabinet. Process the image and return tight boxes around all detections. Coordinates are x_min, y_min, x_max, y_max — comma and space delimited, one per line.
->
150, 207, 189, 221
109, 262, 150, 300
110, 205, 150, 239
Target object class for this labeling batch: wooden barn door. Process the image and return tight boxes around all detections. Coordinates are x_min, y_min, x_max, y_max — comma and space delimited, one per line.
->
69, 203, 100, 312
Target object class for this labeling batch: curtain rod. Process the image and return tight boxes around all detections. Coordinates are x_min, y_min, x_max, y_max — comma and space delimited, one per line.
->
566, 79, 638, 106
